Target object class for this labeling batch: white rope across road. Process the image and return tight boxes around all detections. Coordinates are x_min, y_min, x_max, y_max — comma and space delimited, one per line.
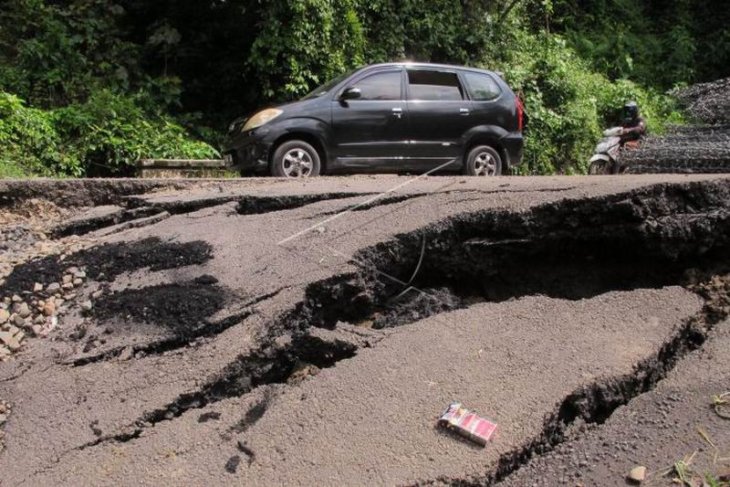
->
276, 159, 458, 246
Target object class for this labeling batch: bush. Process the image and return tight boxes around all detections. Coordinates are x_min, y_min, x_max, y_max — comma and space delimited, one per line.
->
0, 90, 218, 177
55, 90, 218, 175
492, 34, 682, 174
0, 92, 71, 177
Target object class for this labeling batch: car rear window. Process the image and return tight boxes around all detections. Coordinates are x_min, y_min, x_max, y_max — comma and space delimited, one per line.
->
407, 70, 464, 101
462, 72, 502, 101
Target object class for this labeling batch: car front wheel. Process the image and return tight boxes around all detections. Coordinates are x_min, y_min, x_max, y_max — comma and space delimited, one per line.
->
465, 145, 502, 176
271, 140, 321, 178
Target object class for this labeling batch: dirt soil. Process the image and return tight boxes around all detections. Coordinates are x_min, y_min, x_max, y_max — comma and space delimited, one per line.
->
0, 175, 729, 486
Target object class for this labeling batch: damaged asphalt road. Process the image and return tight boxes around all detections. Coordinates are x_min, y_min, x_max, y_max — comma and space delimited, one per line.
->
0, 175, 729, 486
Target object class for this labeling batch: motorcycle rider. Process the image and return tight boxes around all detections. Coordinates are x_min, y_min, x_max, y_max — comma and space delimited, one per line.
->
620, 101, 646, 149
588, 101, 647, 174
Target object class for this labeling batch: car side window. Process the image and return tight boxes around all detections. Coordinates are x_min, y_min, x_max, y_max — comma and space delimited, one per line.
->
407, 70, 464, 101
462, 72, 501, 101
352, 71, 402, 101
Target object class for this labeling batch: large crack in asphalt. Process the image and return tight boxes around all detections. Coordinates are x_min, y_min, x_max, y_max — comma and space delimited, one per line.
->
203, 180, 726, 481
70, 287, 286, 366
23, 180, 730, 482
235, 192, 368, 215
426, 273, 730, 486
51, 192, 368, 238
77, 333, 359, 449
282, 183, 729, 333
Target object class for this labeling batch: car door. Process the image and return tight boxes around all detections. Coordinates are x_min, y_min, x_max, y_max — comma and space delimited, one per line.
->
330, 68, 409, 170
460, 70, 506, 129
405, 68, 473, 171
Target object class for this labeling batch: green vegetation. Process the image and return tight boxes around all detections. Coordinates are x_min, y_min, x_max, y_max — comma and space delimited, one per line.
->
0, 0, 727, 177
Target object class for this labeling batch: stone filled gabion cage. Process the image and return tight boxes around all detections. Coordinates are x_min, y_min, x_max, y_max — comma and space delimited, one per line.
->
624, 77, 730, 173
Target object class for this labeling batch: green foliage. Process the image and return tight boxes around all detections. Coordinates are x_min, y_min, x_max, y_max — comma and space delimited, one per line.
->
496, 33, 682, 174
0, 0, 724, 177
0, 0, 138, 107
0, 1, 217, 177
249, 0, 366, 100
525, 0, 728, 89
55, 90, 219, 175
0, 92, 68, 177
0, 90, 218, 177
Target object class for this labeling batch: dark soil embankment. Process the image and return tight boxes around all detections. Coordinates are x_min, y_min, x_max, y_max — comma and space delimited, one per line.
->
1, 237, 213, 296
91, 281, 226, 338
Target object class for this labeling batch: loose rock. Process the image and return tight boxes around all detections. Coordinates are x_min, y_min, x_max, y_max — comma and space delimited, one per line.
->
46, 283, 61, 293
628, 465, 647, 484
118, 346, 134, 361
15, 302, 31, 318
43, 301, 56, 316
0, 309, 8, 324
0, 332, 20, 351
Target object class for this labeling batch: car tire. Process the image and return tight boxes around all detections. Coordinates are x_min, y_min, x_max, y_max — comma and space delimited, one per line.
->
465, 145, 502, 176
271, 140, 321, 178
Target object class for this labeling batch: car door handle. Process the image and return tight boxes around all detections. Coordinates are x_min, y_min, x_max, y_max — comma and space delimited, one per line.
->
460, 108, 470, 116
392, 107, 403, 119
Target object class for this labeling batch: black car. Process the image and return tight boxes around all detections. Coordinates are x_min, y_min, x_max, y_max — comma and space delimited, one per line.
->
224, 62, 524, 177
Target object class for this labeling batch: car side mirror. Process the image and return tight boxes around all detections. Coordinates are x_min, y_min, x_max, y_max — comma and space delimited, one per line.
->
340, 87, 361, 101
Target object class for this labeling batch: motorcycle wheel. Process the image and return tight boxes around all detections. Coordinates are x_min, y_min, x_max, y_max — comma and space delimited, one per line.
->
588, 160, 612, 175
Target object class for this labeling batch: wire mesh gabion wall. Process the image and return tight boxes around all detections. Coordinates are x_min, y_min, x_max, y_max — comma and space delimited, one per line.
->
622, 78, 730, 174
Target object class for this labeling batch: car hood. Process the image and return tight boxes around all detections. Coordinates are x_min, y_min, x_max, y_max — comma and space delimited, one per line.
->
228, 98, 318, 134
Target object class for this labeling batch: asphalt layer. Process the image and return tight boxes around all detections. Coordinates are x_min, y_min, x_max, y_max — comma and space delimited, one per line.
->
1, 175, 729, 486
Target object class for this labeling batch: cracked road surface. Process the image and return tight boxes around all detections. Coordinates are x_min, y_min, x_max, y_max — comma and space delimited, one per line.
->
1, 175, 729, 486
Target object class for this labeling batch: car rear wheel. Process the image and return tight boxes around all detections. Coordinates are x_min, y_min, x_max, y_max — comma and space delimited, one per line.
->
465, 145, 502, 176
271, 140, 321, 178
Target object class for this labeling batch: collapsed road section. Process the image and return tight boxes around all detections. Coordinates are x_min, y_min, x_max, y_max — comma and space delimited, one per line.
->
0, 175, 729, 486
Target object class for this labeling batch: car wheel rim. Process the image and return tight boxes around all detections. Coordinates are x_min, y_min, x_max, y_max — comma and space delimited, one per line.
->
282, 148, 314, 177
473, 152, 497, 176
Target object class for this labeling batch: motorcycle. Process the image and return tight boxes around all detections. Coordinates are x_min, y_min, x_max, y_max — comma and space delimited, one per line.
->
588, 127, 625, 175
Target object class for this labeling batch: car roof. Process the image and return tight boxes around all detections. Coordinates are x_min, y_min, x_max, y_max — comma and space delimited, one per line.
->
361, 62, 497, 75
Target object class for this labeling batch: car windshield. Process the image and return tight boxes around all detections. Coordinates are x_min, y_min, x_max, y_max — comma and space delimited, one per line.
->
301, 70, 355, 100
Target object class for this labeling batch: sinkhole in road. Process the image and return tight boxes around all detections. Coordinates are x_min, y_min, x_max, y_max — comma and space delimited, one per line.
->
297, 181, 730, 331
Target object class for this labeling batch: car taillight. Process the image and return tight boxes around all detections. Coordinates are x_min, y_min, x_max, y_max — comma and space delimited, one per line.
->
516, 96, 524, 132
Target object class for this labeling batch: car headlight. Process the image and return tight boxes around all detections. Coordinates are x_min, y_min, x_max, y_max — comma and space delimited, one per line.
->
242, 108, 282, 132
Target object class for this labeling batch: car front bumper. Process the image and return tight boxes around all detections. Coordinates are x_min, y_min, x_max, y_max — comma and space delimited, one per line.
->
223, 131, 274, 172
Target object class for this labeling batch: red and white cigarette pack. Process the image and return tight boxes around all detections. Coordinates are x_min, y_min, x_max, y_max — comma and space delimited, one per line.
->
438, 402, 498, 446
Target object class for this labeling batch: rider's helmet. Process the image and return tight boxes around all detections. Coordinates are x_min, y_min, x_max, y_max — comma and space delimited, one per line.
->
622, 101, 639, 124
